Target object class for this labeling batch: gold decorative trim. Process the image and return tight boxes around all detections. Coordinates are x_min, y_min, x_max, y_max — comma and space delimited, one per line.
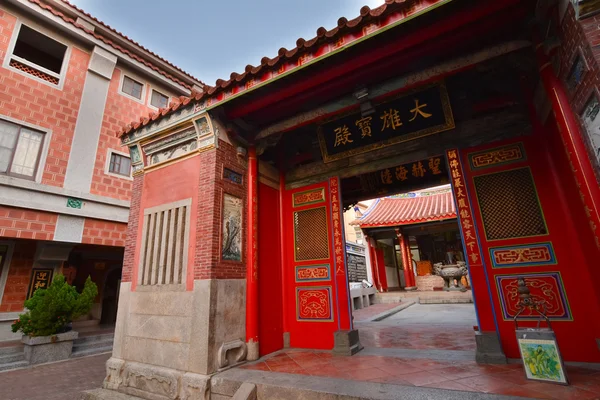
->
293, 188, 326, 208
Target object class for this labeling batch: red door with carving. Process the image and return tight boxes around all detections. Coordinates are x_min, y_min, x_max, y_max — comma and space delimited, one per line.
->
281, 178, 352, 349
459, 136, 600, 362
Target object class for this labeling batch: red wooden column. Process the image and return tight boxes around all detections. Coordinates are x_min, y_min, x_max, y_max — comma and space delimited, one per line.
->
245, 146, 259, 360
396, 229, 416, 290
535, 42, 600, 251
364, 235, 381, 291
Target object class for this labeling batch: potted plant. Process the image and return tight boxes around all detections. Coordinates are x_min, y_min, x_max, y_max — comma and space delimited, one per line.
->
11, 274, 98, 364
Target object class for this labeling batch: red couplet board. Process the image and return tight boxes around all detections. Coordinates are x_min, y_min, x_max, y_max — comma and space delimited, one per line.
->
281, 179, 352, 349
458, 136, 600, 362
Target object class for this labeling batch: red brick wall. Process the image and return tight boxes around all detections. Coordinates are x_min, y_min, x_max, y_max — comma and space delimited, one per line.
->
121, 174, 143, 283
82, 219, 127, 247
0, 206, 56, 241
90, 68, 158, 201
558, 4, 600, 182
0, 240, 35, 312
0, 10, 87, 187
194, 141, 248, 280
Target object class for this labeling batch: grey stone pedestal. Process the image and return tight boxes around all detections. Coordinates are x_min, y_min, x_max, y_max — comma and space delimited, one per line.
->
22, 331, 78, 364
475, 331, 507, 364
332, 329, 363, 356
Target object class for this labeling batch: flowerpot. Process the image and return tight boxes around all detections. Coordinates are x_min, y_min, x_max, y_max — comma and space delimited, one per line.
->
22, 331, 78, 364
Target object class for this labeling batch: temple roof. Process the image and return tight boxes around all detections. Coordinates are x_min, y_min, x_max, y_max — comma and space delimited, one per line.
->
116, 0, 452, 138
351, 186, 456, 228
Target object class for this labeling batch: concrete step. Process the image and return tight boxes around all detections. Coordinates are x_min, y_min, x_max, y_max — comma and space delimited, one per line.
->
0, 345, 24, 356
74, 333, 114, 345
0, 360, 28, 372
212, 368, 508, 400
419, 296, 473, 304
0, 351, 25, 364
81, 388, 143, 399
71, 346, 113, 358
73, 338, 113, 350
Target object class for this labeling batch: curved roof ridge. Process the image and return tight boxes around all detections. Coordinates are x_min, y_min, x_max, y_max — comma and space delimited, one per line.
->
117, 0, 434, 138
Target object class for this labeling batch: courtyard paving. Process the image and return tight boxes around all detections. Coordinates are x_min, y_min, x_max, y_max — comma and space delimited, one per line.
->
241, 304, 600, 399
0, 353, 110, 400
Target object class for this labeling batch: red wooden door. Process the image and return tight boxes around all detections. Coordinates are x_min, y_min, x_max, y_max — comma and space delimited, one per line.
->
461, 136, 600, 362
282, 178, 352, 349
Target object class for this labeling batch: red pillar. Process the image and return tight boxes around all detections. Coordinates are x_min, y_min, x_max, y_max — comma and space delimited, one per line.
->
374, 247, 388, 292
401, 232, 417, 290
396, 229, 416, 290
365, 236, 382, 291
279, 170, 289, 339
245, 146, 259, 360
535, 41, 600, 251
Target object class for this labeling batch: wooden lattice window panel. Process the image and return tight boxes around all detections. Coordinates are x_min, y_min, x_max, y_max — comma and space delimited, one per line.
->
138, 199, 191, 287
294, 207, 330, 261
474, 168, 547, 241
9, 59, 59, 85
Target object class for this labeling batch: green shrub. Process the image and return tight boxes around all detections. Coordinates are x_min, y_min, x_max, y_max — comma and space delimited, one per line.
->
11, 274, 98, 337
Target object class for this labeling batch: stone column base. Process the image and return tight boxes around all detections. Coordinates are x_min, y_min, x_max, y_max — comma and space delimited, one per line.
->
332, 330, 363, 356
475, 331, 507, 364
404, 286, 418, 291
103, 357, 211, 400
283, 332, 290, 348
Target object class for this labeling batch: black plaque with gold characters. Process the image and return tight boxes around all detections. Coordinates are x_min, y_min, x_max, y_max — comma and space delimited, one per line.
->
371, 156, 449, 195
318, 82, 454, 163
27, 269, 54, 299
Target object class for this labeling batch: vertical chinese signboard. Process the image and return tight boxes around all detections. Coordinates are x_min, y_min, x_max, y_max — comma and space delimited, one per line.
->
447, 149, 481, 266
27, 269, 54, 299
446, 148, 497, 333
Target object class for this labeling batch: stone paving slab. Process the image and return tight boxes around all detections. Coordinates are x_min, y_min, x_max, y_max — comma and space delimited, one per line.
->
0, 353, 110, 400
218, 367, 523, 400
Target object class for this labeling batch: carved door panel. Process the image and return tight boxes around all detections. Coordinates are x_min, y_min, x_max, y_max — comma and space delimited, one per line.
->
282, 178, 352, 350
460, 136, 600, 362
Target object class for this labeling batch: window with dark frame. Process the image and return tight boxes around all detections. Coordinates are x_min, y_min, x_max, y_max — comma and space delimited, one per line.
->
122, 76, 143, 100
108, 152, 131, 177
9, 24, 67, 85
0, 119, 44, 179
150, 90, 169, 109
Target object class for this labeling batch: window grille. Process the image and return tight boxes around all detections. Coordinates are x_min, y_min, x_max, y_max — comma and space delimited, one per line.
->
138, 199, 191, 287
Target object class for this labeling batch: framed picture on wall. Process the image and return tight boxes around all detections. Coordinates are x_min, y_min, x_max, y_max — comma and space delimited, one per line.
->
221, 193, 243, 262
565, 47, 588, 94
579, 89, 600, 166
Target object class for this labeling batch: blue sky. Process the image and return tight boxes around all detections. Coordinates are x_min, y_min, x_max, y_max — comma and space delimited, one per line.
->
69, 0, 384, 85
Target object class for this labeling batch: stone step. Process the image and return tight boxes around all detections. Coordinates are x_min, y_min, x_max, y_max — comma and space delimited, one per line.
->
419, 296, 473, 304
74, 333, 114, 345
213, 368, 506, 400
0, 351, 25, 364
71, 346, 113, 358
81, 388, 143, 399
0, 345, 24, 356
0, 360, 28, 372
73, 339, 113, 352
